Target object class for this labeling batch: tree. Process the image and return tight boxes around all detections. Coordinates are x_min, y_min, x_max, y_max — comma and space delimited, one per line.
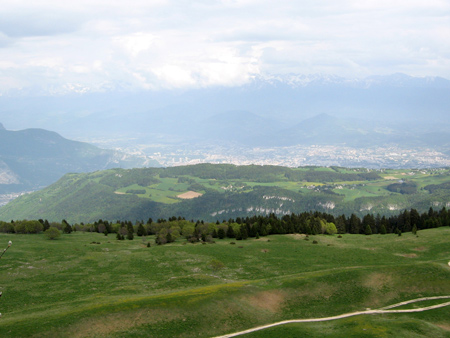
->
335, 215, 346, 234
364, 224, 372, 235
166, 232, 173, 243
126, 222, 134, 240
62, 220, 72, 234
217, 228, 225, 239
324, 222, 337, 235
45, 227, 61, 240
226, 225, 235, 238
349, 214, 361, 234
136, 224, 146, 236
43, 219, 50, 231
240, 225, 248, 240
97, 223, 106, 234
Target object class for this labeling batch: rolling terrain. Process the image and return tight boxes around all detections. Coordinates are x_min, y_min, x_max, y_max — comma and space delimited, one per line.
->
1, 164, 450, 223
0, 227, 449, 337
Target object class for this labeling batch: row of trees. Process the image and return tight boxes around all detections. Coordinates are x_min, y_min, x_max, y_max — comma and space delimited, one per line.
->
1, 206, 448, 243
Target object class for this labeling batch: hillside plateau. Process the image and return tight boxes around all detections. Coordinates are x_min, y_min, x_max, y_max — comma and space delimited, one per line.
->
2, 164, 450, 223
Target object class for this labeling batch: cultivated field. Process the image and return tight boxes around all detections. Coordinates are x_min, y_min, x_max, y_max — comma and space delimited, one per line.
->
0, 228, 449, 337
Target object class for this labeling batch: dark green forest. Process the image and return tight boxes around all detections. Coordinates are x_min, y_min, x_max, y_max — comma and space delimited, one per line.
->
2, 206, 448, 246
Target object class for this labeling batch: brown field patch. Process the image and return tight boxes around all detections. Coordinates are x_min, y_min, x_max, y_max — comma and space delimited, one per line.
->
412, 246, 427, 252
244, 290, 286, 313
363, 273, 397, 307
287, 234, 307, 240
383, 176, 398, 180
395, 253, 418, 258
364, 272, 394, 290
177, 191, 203, 199
436, 323, 450, 331
114, 191, 126, 195
60, 308, 181, 338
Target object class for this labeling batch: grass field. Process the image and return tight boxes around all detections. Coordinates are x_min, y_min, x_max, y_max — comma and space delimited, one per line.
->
0, 227, 449, 337
112, 169, 449, 207
3, 166, 450, 223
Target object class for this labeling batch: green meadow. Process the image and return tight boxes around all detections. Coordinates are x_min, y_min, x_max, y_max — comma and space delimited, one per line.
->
0, 227, 449, 337
3, 165, 450, 223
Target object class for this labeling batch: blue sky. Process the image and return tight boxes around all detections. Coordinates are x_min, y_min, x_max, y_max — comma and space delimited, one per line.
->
0, 0, 449, 94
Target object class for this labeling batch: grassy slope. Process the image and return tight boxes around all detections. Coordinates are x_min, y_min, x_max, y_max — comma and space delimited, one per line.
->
0, 228, 449, 337
1, 165, 450, 223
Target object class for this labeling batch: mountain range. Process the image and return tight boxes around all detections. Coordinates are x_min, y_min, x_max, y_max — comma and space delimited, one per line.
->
1, 73, 449, 147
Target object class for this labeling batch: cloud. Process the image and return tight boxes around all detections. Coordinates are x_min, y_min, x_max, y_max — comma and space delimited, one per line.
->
0, 0, 449, 94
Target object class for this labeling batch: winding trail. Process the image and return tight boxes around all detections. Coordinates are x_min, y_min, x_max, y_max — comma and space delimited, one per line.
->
213, 296, 450, 338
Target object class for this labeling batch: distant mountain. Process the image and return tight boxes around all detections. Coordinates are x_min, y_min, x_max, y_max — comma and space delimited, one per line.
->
0, 73, 448, 145
0, 125, 158, 194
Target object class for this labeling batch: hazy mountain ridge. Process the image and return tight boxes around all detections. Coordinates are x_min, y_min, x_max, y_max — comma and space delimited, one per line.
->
0, 125, 156, 194
1, 73, 448, 141
0, 73, 448, 171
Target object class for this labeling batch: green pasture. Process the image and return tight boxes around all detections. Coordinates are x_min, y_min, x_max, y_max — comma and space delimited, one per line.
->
113, 167, 450, 207
0, 227, 449, 337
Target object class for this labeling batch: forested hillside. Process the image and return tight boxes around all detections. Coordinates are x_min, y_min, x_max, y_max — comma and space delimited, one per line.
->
1, 164, 449, 223
0, 125, 155, 195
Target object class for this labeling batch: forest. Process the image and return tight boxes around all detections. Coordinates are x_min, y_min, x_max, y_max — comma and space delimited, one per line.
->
2, 206, 448, 245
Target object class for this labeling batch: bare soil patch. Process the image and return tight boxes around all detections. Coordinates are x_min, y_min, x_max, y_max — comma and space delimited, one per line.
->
244, 290, 286, 313
383, 176, 398, 180
364, 272, 394, 290
435, 323, 450, 331
363, 273, 398, 307
412, 246, 427, 252
177, 191, 203, 199
287, 234, 306, 240
114, 191, 126, 195
65, 308, 181, 338
395, 253, 418, 258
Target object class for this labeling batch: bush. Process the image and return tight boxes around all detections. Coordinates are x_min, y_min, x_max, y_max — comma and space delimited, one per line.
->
209, 259, 225, 271
312, 240, 318, 244
45, 227, 61, 240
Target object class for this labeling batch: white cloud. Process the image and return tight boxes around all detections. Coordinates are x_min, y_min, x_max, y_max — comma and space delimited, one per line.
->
0, 0, 448, 94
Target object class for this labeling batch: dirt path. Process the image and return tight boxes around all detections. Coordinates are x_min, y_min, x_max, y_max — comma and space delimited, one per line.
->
213, 296, 450, 338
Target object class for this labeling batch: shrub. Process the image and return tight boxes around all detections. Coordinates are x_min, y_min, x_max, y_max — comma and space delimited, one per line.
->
209, 259, 225, 271
312, 240, 318, 244
45, 227, 61, 240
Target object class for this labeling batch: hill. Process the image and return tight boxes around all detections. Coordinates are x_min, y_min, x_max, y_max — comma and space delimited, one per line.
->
0, 125, 157, 195
0, 228, 449, 337
1, 164, 450, 223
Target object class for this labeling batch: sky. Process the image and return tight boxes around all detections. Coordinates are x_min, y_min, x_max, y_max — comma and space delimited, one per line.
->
0, 0, 449, 94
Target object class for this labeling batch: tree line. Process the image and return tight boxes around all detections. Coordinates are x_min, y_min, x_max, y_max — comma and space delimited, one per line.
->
1, 206, 448, 243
